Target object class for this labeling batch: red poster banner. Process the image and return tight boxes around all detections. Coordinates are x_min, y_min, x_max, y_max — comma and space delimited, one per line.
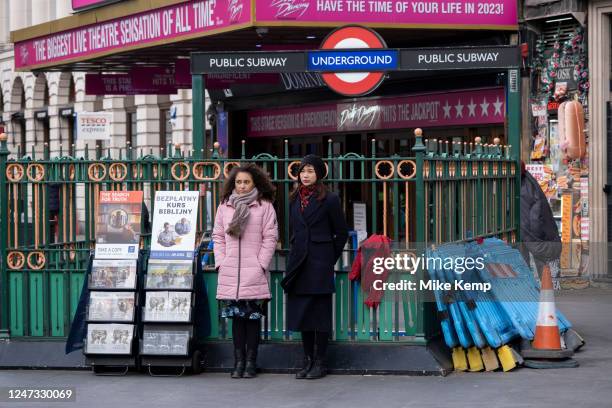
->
85, 73, 178, 95
247, 87, 506, 137
175, 59, 192, 88
15, 0, 251, 70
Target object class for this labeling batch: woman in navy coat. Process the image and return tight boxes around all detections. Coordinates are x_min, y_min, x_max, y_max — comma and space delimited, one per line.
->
281, 154, 348, 379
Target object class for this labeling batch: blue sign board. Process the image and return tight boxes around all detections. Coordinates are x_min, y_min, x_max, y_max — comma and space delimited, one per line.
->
306, 49, 399, 72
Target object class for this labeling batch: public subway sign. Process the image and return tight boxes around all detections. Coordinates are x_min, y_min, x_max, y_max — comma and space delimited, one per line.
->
193, 46, 519, 74
195, 52, 307, 73
192, 42, 519, 96
306, 50, 399, 72
400, 47, 521, 70
255, 0, 517, 28
14, 0, 251, 70
315, 25, 390, 96
247, 87, 506, 137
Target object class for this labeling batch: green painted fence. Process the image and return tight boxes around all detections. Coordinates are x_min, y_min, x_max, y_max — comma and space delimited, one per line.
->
0, 129, 519, 344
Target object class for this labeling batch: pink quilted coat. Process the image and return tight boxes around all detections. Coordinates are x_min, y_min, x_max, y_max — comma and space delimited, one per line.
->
213, 199, 278, 300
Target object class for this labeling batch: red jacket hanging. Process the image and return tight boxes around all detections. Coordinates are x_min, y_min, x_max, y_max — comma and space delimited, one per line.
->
349, 234, 392, 308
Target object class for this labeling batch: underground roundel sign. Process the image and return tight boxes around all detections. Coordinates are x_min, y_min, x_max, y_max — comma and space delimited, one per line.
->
319, 26, 389, 97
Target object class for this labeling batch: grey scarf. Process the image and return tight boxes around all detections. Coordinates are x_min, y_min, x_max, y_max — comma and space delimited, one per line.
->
226, 187, 259, 238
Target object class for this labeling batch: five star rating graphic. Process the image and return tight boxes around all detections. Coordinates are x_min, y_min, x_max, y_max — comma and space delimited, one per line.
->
480, 98, 490, 116
493, 97, 504, 116
442, 96, 503, 119
467, 99, 477, 117
454, 100, 464, 118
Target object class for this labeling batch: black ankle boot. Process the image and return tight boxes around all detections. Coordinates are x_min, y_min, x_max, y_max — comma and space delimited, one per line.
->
295, 356, 313, 379
305, 357, 327, 379
243, 349, 257, 378
231, 349, 245, 379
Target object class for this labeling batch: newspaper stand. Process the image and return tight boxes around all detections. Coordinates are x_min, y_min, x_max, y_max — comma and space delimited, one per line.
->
83, 256, 141, 376
139, 256, 201, 376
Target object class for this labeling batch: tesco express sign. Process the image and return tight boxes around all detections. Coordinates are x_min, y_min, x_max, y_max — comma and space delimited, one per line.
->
77, 112, 113, 141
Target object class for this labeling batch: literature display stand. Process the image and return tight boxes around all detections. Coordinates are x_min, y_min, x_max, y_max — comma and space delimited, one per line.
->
138, 190, 202, 376
81, 190, 203, 376
140, 258, 201, 376
83, 258, 140, 375
83, 191, 143, 375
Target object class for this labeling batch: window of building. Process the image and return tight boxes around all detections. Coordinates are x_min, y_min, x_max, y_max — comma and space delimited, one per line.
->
126, 111, 136, 151
68, 77, 76, 104
68, 78, 75, 155
11, 78, 26, 156
43, 116, 50, 146
38, 112, 50, 147
59, 106, 75, 156
38, 80, 50, 147
160, 108, 171, 154
11, 112, 26, 156
67, 114, 75, 156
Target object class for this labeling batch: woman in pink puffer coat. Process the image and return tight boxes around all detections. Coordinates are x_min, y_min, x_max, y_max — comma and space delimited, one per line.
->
212, 163, 278, 379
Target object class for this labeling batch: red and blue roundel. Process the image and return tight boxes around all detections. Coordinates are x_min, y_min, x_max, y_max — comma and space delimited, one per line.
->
320, 26, 388, 97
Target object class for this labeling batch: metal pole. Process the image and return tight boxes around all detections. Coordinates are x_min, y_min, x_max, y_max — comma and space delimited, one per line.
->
192, 74, 205, 159
506, 69, 521, 239
411, 128, 429, 339
412, 128, 426, 244
0, 132, 10, 338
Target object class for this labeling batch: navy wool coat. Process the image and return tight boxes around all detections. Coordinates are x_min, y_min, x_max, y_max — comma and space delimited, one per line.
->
281, 191, 349, 294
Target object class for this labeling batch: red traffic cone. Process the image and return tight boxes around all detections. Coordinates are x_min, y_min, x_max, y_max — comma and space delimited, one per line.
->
532, 265, 562, 350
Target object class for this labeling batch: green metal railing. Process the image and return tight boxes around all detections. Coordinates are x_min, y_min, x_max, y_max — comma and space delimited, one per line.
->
0, 129, 519, 344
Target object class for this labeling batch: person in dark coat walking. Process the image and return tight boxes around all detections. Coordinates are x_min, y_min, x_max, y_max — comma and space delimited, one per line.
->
519, 161, 562, 278
281, 154, 348, 380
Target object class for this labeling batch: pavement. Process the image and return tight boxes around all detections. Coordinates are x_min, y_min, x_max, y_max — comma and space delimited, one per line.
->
1, 288, 611, 408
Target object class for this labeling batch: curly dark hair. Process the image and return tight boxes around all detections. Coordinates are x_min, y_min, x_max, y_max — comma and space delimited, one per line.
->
220, 163, 276, 203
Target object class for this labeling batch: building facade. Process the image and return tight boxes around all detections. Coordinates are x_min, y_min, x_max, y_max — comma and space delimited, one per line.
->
4, 0, 607, 283
587, 0, 612, 282
0, 0, 204, 161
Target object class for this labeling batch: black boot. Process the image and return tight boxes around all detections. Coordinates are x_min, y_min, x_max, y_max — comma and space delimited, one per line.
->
243, 349, 257, 378
295, 356, 313, 379
305, 356, 327, 379
231, 349, 245, 379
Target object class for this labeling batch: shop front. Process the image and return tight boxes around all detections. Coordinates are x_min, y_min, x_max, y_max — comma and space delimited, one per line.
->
205, 58, 515, 164
239, 86, 508, 239
522, 4, 596, 285
225, 80, 508, 159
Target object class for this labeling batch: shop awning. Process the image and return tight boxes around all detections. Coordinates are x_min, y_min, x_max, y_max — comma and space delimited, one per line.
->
11, 0, 519, 72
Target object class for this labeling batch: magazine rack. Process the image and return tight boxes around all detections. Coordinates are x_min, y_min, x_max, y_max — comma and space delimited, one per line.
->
139, 256, 201, 376
84, 255, 142, 376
